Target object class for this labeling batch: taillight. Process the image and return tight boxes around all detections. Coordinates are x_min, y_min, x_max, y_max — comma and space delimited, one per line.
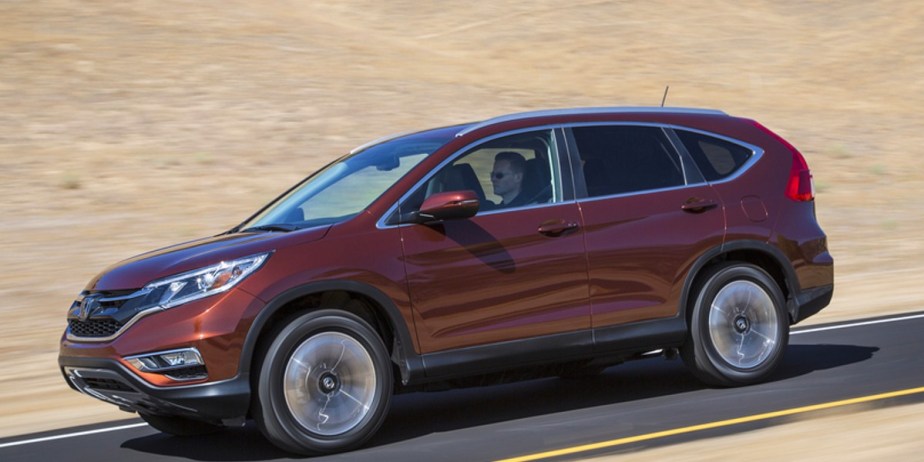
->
750, 120, 815, 201
786, 155, 815, 201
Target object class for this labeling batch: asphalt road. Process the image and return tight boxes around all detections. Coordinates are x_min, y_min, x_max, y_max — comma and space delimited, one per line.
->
4, 311, 924, 462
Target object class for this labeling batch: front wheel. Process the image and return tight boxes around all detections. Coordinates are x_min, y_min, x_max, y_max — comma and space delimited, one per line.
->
254, 310, 393, 455
681, 263, 789, 386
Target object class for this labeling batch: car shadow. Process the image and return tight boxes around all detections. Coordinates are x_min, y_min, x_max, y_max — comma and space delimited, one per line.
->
775, 343, 879, 380
120, 343, 877, 461
409, 220, 517, 274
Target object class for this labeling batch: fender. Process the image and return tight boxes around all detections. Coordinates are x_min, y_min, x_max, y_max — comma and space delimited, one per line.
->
238, 280, 425, 384
679, 240, 801, 323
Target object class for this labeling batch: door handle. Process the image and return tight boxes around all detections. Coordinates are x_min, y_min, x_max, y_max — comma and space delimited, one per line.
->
538, 219, 579, 237
681, 198, 719, 214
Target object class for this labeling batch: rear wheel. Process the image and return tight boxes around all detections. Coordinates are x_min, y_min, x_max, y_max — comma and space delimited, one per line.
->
139, 413, 222, 436
254, 310, 393, 455
681, 262, 789, 386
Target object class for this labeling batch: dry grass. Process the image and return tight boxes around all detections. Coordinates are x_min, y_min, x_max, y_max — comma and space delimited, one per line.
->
2, 0, 923, 454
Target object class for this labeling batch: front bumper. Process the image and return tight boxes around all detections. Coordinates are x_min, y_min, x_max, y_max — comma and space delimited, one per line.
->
58, 288, 265, 423
60, 355, 251, 424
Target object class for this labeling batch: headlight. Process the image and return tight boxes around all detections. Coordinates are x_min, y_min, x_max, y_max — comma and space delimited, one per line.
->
144, 253, 270, 309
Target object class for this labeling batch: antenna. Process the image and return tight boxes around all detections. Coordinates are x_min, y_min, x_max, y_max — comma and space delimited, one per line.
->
660, 85, 670, 107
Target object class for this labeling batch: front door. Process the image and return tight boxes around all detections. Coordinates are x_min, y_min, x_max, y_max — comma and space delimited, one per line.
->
398, 129, 590, 354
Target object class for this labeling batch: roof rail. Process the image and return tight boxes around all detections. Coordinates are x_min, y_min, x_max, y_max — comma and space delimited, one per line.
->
454, 106, 727, 138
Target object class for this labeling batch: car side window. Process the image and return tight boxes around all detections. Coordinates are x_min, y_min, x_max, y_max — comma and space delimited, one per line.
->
421, 129, 561, 212
675, 130, 754, 181
572, 125, 686, 198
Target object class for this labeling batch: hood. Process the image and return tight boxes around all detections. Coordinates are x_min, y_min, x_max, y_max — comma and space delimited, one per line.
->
87, 226, 330, 291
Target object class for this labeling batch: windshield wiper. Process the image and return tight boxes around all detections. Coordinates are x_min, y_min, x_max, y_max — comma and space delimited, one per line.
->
239, 224, 299, 233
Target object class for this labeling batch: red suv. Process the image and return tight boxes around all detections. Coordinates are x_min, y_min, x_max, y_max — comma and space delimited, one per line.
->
59, 107, 833, 455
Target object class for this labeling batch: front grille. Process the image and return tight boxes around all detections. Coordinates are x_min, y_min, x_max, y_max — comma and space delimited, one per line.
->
83, 377, 134, 392
67, 288, 151, 340
68, 318, 124, 338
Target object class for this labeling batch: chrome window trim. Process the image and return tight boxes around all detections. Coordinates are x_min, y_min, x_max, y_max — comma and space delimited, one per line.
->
664, 127, 707, 185
562, 121, 764, 201
379, 199, 582, 230
573, 183, 710, 204
660, 126, 697, 185
566, 121, 697, 193
375, 120, 763, 228
455, 197, 578, 218
455, 107, 727, 138
546, 131, 562, 202
376, 125, 568, 230
667, 126, 765, 186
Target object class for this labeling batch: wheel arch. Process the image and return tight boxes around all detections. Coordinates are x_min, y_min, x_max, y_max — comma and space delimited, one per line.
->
680, 240, 800, 325
239, 281, 424, 387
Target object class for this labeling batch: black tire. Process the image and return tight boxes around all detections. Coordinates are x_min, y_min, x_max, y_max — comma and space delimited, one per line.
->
254, 310, 393, 456
139, 413, 223, 436
681, 262, 789, 386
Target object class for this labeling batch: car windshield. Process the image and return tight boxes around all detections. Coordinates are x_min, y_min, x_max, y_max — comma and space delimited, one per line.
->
239, 127, 459, 232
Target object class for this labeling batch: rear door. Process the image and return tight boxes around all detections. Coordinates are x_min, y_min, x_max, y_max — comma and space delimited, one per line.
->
566, 124, 725, 331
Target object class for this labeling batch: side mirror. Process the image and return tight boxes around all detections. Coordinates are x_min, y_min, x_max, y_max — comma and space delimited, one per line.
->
417, 190, 480, 223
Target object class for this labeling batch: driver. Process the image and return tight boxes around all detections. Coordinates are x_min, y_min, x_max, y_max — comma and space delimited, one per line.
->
491, 151, 529, 208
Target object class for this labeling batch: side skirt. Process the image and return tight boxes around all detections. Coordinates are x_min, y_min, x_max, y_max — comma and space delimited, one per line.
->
410, 317, 687, 386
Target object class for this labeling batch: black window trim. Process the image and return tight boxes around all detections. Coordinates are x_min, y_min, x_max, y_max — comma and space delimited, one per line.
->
663, 127, 706, 185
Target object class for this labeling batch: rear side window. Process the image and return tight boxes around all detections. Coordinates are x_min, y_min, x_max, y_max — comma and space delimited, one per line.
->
572, 125, 685, 197
676, 130, 753, 181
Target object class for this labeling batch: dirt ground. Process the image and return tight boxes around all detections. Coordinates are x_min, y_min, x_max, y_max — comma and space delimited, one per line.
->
2, 0, 923, 456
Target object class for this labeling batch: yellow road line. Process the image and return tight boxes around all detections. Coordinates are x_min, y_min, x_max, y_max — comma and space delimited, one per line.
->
496, 386, 924, 462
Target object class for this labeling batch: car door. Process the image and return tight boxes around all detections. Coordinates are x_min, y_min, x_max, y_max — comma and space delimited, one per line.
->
566, 124, 725, 334
396, 128, 591, 355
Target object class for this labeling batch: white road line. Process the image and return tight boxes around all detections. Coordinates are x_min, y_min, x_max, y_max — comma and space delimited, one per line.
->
792, 312, 924, 335
3, 313, 922, 450
0, 423, 148, 449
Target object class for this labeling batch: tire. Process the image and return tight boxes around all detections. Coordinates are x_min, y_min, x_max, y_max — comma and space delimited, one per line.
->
254, 310, 393, 455
139, 413, 223, 436
681, 262, 789, 386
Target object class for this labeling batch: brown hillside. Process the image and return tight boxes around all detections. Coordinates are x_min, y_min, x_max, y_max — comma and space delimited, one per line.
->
1, 0, 922, 445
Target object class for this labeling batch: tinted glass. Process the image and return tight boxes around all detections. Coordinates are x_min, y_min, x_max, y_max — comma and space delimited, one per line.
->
572, 125, 684, 197
439, 129, 559, 210
676, 130, 753, 181
397, 129, 560, 219
241, 127, 455, 230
